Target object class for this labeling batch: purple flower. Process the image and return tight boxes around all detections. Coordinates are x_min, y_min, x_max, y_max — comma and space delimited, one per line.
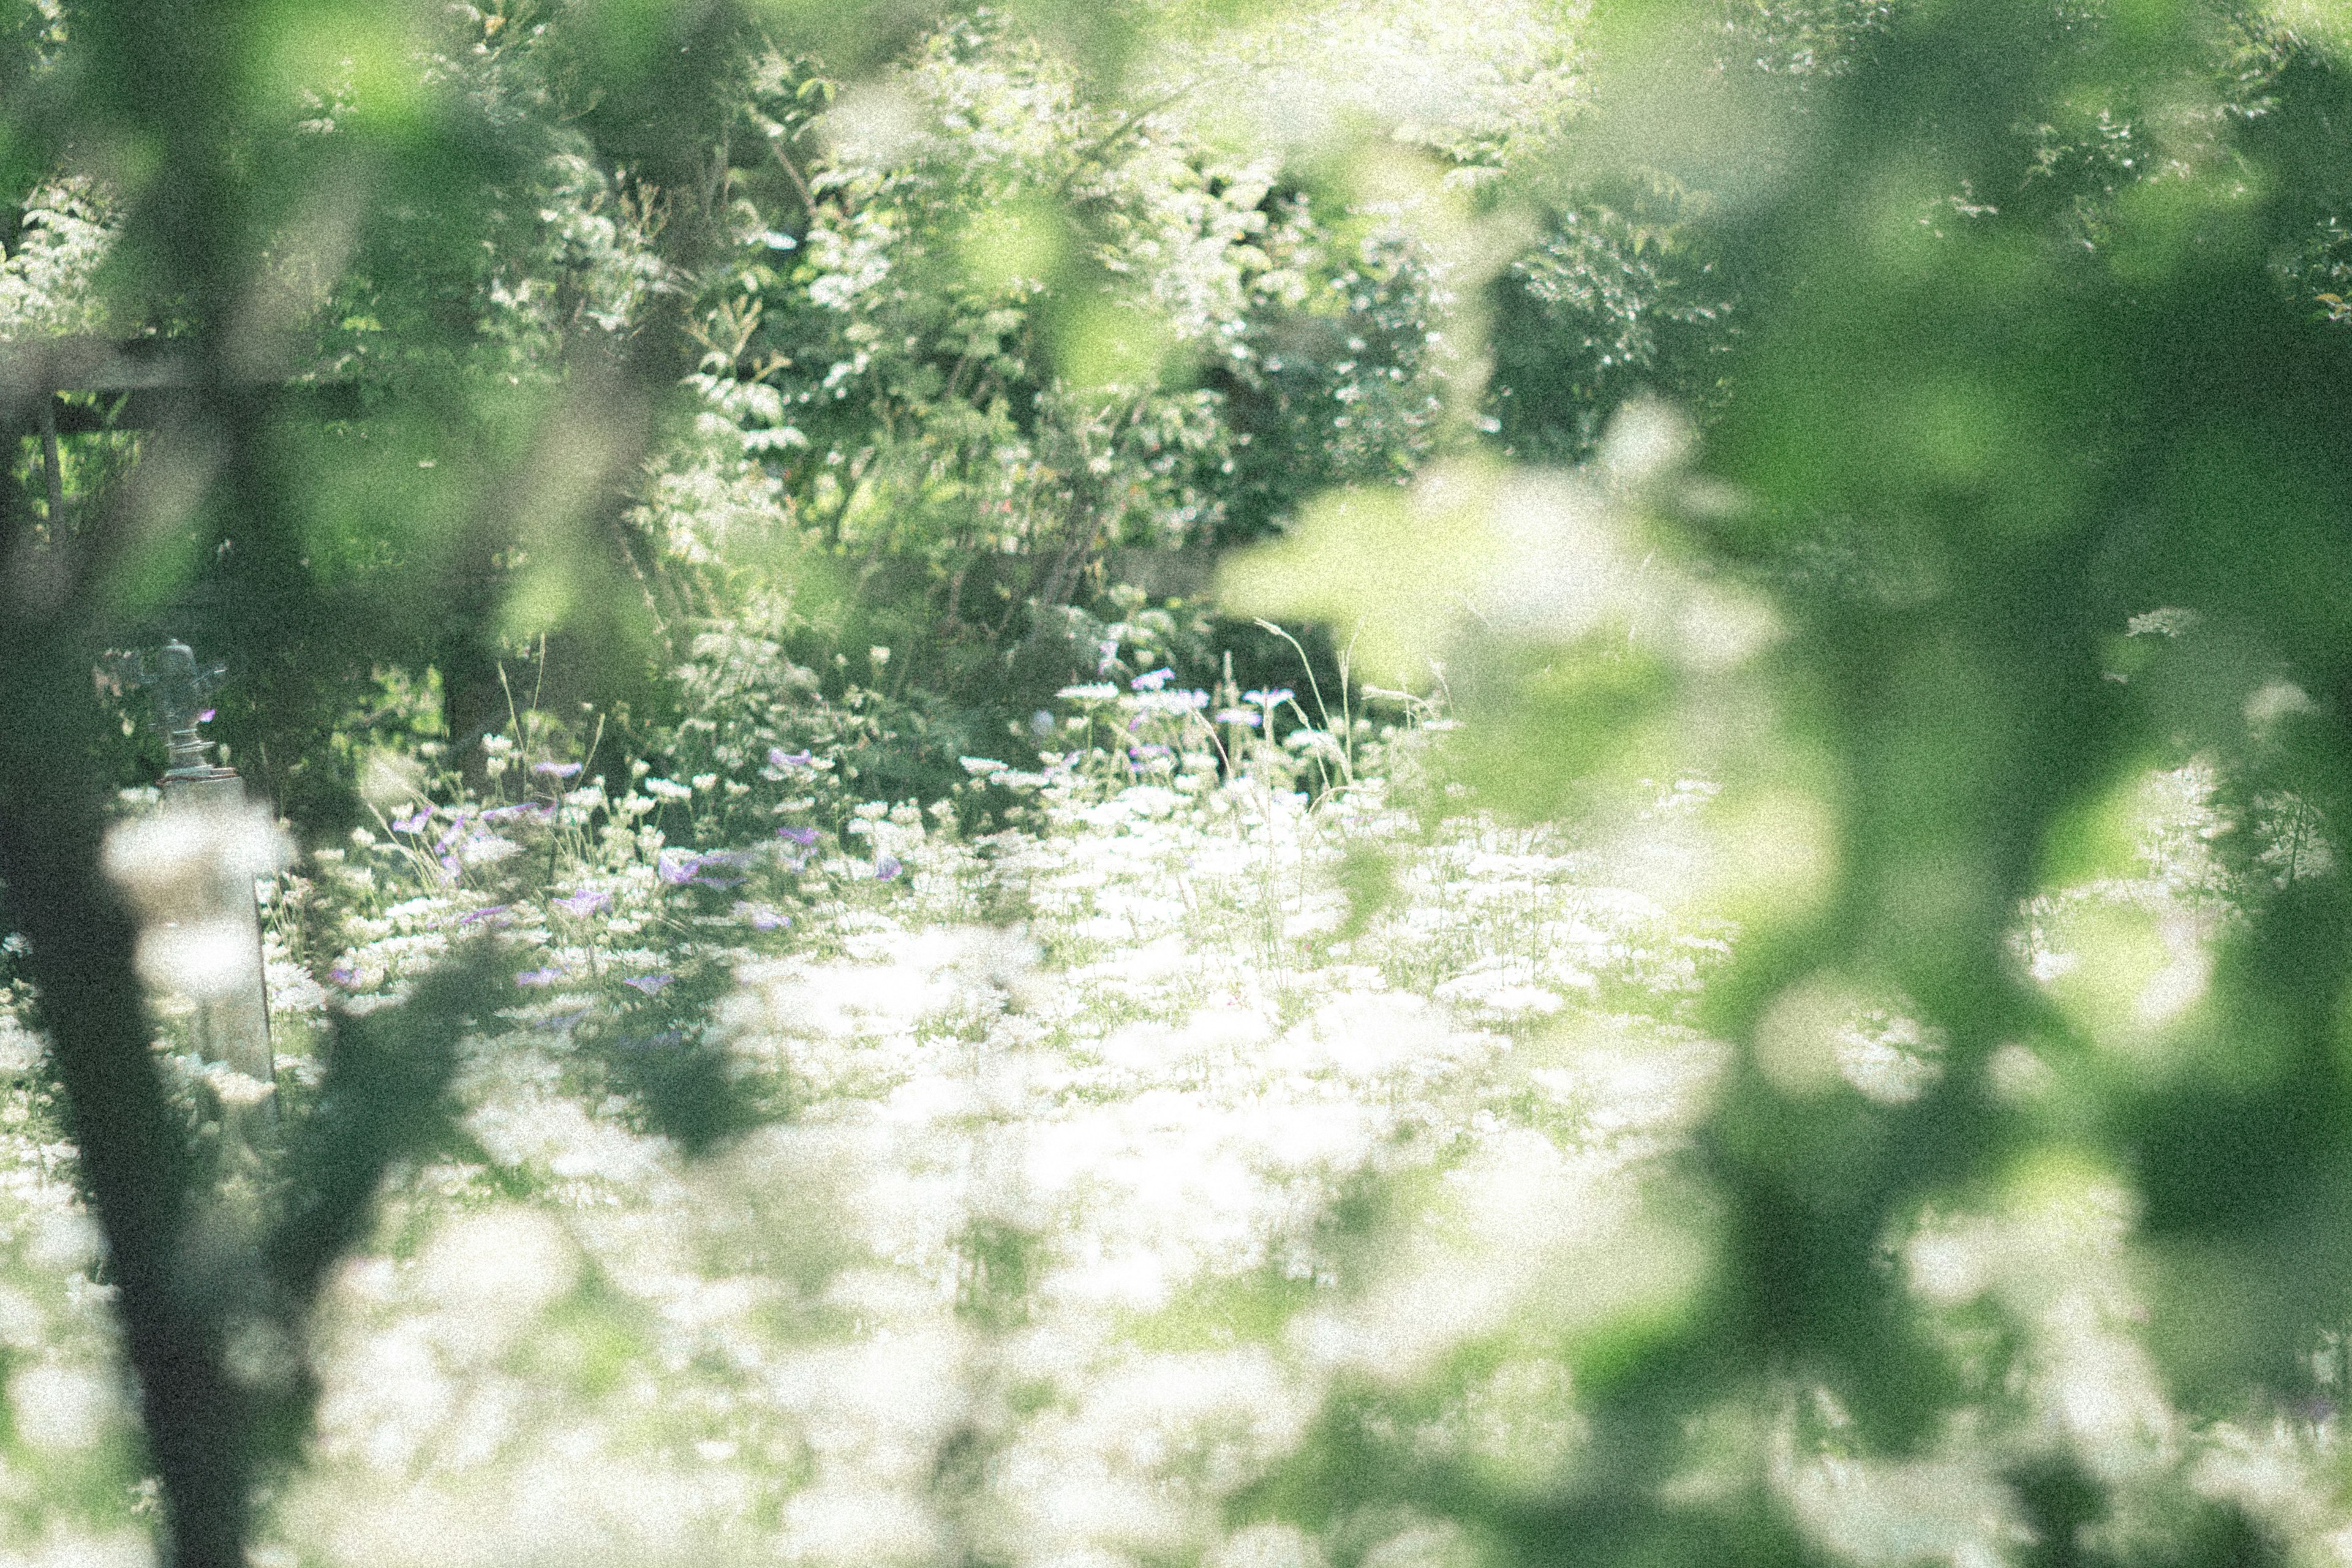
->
195, 707, 216, 723
391, 806, 431, 833
656, 850, 701, 885
534, 761, 582, 777
698, 850, 750, 868
1131, 667, 1175, 691
514, 966, 564, 987
734, 902, 790, 931
555, 888, 612, 916
777, 825, 820, 846
1215, 708, 1262, 728
767, 747, 813, 769
327, 963, 357, 987
458, 904, 510, 927
622, 973, 675, 995
1245, 687, 1294, 709
873, 854, 903, 881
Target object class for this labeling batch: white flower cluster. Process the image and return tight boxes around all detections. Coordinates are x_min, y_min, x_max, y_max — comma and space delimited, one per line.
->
0, 702, 2342, 1567
200, 709, 1744, 1568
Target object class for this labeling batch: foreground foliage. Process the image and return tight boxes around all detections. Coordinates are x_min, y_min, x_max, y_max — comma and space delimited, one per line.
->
13, 2, 2352, 1567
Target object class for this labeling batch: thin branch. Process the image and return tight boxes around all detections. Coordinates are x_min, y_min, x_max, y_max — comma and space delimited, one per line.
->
770, 138, 820, 218
39, 396, 66, 525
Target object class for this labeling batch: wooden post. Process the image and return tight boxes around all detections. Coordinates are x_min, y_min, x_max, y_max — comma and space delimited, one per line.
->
154, 775, 277, 1104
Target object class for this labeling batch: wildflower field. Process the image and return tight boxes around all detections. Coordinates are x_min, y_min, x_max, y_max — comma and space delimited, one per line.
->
0, 653, 1715, 1562
7, 639, 2352, 1567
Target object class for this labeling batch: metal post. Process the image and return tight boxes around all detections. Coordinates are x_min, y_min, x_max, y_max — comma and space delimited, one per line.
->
134, 642, 278, 1124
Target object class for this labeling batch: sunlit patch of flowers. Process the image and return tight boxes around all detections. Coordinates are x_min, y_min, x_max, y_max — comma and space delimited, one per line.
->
4, 682, 2349, 1566
117, 674, 1738, 1568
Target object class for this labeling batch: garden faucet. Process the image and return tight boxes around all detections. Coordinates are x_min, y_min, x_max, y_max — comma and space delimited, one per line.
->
146, 639, 231, 780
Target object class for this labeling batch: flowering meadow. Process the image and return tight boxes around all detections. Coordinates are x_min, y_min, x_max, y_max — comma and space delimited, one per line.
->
2, 647, 2350, 1568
